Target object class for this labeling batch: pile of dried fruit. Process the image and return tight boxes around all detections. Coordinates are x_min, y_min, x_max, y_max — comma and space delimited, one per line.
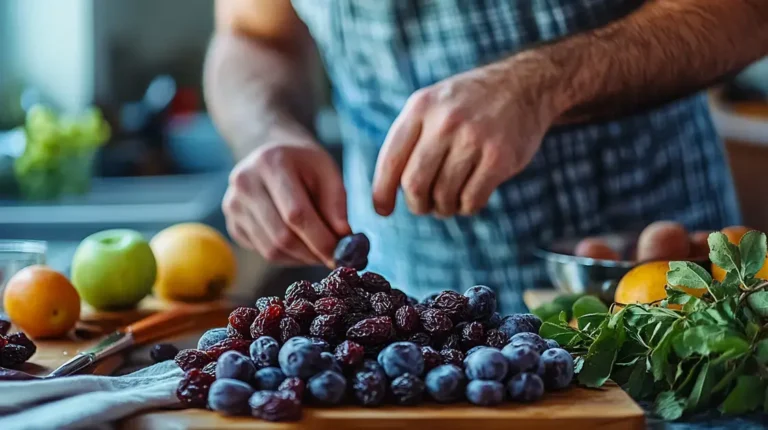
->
0, 316, 37, 368
172, 234, 574, 421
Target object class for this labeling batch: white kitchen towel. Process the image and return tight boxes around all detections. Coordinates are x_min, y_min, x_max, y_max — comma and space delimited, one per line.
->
0, 361, 183, 430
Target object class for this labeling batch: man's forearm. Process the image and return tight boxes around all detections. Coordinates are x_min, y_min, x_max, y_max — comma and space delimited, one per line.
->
512, 0, 768, 122
204, 32, 317, 160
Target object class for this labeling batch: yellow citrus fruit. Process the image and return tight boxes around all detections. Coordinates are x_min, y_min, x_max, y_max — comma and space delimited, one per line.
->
711, 226, 768, 281
150, 223, 236, 302
3, 265, 81, 339
615, 261, 706, 309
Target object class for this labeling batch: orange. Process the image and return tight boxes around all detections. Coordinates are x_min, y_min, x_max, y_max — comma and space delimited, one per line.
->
3, 265, 81, 339
711, 226, 768, 281
151, 223, 237, 301
615, 261, 706, 309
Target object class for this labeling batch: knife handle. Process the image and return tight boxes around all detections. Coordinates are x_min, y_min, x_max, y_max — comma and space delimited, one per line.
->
126, 306, 196, 345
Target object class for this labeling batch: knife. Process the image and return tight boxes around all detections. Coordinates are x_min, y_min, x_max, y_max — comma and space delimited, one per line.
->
47, 306, 199, 378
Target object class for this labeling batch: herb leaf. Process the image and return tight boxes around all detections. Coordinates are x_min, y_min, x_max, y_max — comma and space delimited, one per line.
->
708, 232, 741, 276
572, 295, 609, 319
654, 391, 685, 420
720, 375, 767, 415
667, 261, 712, 290
578, 311, 626, 388
738, 231, 767, 278
539, 321, 579, 346
746, 291, 768, 318
651, 321, 681, 382
756, 339, 768, 366
673, 326, 750, 359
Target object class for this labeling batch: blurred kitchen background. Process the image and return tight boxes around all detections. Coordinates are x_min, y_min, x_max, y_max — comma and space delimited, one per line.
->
1, 0, 768, 302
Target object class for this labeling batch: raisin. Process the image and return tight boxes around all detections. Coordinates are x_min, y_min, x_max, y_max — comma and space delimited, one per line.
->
284, 280, 317, 305
346, 316, 394, 346
334, 340, 364, 369
344, 294, 370, 314
484, 312, 502, 329
174, 349, 214, 371
440, 348, 465, 367
309, 315, 342, 341
227, 324, 246, 339
0, 335, 6, 349
202, 362, 217, 377
228, 307, 259, 339
251, 304, 285, 339
280, 317, 301, 343
371, 292, 394, 317
307, 337, 332, 353
407, 332, 432, 347
389, 289, 408, 310
420, 309, 453, 336
249, 390, 302, 422
150, 343, 179, 363
333, 233, 370, 270
421, 293, 439, 307
360, 272, 391, 294
278, 377, 306, 401
462, 321, 486, 350
0, 344, 31, 368
363, 344, 386, 359
453, 321, 468, 335
442, 334, 462, 351
204, 338, 250, 360
285, 299, 316, 330
0, 316, 11, 336
317, 276, 353, 298
421, 346, 442, 373
343, 313, 370, 330
395, 306, 420, 334
413, 304, 428, 315
352, 370, 387, 406
333, 266, 365, 289
176, 368, 215, 408
433, 290, 468, 322
390, 373, 425, 406
485, 329, 508, 349
7, 332, 36, 355
255, 296, 284, 312
314, 297, 348, 316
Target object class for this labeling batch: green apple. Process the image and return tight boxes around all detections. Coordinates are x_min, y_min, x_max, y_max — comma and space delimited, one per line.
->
71, 229, 157, 310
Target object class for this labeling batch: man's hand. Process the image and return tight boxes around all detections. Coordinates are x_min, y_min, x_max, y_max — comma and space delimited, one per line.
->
223, 140, 351, 267
372, 60, 563, 218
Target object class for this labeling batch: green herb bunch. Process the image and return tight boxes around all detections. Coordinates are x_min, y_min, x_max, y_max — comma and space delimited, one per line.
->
540, 231, 768, 420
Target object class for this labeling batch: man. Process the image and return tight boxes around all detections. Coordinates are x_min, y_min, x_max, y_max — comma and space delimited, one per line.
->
205, 0, 766, 313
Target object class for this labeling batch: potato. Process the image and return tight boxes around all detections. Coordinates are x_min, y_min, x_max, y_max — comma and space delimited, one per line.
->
574, 238, 621, 260
636, 221, 690, 262
689, 230, 712, 259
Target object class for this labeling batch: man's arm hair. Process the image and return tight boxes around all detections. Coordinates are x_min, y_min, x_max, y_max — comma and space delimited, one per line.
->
515, 0, 768, 122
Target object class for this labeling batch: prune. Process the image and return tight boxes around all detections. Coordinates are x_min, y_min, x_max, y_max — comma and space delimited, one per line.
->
433, 291, 468, 321
464, 349, 508, 382
442, 334, 462, 351
177, 368, 216, 408
278, 339, 323, 379
344, 294, 370, 313
308, 370, 347, 405
216, 351, 256, 383
209, 379, 254, 416
420, 309, 453, 336
307, 337, 332, 353
202, 362, 217, 377
314, 297, 348, 316
440, 349, 465, 367
352, 370, 387, 406
198, 328, 229, 350
250, 336, 280, 369
334, 340, 364, 369
318, 352, 343, 374
421, 346, 442, 373
360, 272, 391, 294
343, 312, 370, 330
250, 304, 285, 339
278, 377, 305, 400
205, 338, 251, 360
7, 332, 36, 355
395, 306, 420, 334
284, 280, 317, 305
249, 390, 302, 422
498, 314, 538, 340
255, 297, 283, 313
466, 380, 504, 406
408, 332, 432, 347
425, 365, 466, 403
346, 317, 393, 346
309, 315, 342, 341
502, 344, 543, 376
228, 307, 259, 338
317, 275, 353, 298
389, 289, 408, 310
462, 322, 486, 350
463, 286, 497, 321
150, 343, 179, 363
390, 373, 425, 406
509, 332, 548, 354
485, 329, 508, 349
0, 345, 31, 368
545, 339, 560, 350
483, 312, 502, 329
0, 316, 11, 336
507, 372, 545, 402
285, 299, 316, 329
540, 348, 574, 390
421, 293, 439, 307
279, 317, 301, 343
254, 367, 287, 391
175, 349, 214, 371
371, 292, 394, 317
377, 342, 424, 379
333, 233, 370, 270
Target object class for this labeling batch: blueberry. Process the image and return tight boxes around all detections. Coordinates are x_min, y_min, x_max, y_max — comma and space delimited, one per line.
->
425, 365, 465, 403
545, 339, 560, 350
377, 342, 424, 379
197, 328, 229, 350
517, 314, 542, 333
308, 370, 347, 405
465, 380, 505, 406
507, 372, 545, 402
318, 352, 343, 374
250, 336, 280, 369
463, 286, 497, 320
278, 338, 323, 379
498, 314, 538, 340
483, 312, 502, 329
352, 370, 387, 406
390, 373, 425, 406
208, 378, 254, 415
540, 348, 574, 390
464, 349, 508, 382
254, 367, 286, 391
501, 344, 543, 377
509, 332, 548, 354
216, 351, 256, 383
465, 345, 490, 358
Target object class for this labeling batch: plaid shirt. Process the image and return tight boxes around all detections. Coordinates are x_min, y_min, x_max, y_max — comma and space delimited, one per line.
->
292, 0, 741, 313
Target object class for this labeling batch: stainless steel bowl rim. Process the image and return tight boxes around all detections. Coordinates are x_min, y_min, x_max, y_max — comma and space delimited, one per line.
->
533, 247, 637, 269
